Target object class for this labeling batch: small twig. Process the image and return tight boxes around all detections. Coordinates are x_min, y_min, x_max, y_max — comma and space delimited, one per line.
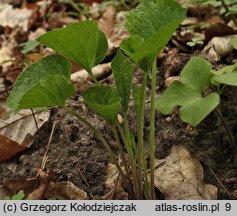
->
39, 122, 57, 172
30, 109, 39, 130
0, 85, 13, 95
214, 109, 236, 152
77, 167, 90, 188
224, 177, 237, 184
62, 124, 71, 145
111, 172, 121, 199
0, 106, 58, 130
4, 84, 9, 97
209, 168, 236, 199
220, 0, 237, 26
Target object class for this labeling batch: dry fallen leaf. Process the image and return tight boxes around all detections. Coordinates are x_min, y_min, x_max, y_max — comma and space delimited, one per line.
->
0, 104, 50, 161
154, 145, 218, 200
0, 3, 32, 31
204, 23, 237, 42
98, 6, 128, 49
0, 136, 26, 162
99, 163, 128, 200
0, 170, 54, 200
0, 28, 19, 72
26, 169, 49, 200
203, 36, 234, 62
0, 178, 39, 200
1, 0, 23, 6
0, 46, 13, 72
28, 28, 46, 41
99, 6, 116, 39
45, 181, 89, 200
165, 76, 180, 87
71, 63, 111, 92
0, 169, 88, 200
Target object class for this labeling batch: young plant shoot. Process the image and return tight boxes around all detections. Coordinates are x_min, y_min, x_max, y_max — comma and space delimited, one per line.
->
7, 0, 186, 199
156, 57, 237, 151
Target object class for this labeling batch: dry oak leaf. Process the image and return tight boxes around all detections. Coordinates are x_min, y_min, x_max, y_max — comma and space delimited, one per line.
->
26, 169, 50, 200
0, 169, 53, 200
45, 181, 89, 200
94, 163, 128, 200
154, 145, 218, 200
98, 6, 128, 49
0, 177, 39, 200
98, 5, 116, 39
0, 105, 50, 161
203, 36, 234, 63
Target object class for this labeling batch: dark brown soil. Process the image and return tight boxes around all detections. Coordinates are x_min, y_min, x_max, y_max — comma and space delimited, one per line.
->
0, 98, 111, 197
0, 71, 237, 200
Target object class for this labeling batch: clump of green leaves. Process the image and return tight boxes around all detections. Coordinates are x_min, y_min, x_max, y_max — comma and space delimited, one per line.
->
187, 0, 237, 26
7, 54, 74, 111
156, 57, 220, 126
7, 0, 186, 199
20, 40, 40, 54
37, 20, 108, 83
156, 57, 237, 149
3, 190, 25, 200
156, 57, 237, 126
187, 38, 204, 47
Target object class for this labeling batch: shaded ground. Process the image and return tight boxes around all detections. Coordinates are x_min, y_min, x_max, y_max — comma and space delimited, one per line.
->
0, 0, 237, 200
0, 72, 236, 199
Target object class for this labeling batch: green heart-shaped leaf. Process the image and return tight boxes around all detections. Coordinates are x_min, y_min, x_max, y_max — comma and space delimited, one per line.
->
180, 55, 212, 92
82, 86, 121, 124
211, 61, 237, 86
19, 74, 74, 109
211, 63, 237, 75
7, 54, 74, 111
213, 72, 237, 86
37, 20, 108, 72
121, 0, 186, 71
20, 40, 40, 54
156, 57, 220, 126
112, 50, 133, 113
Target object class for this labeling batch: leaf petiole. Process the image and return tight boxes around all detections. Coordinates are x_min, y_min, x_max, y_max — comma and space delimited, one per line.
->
63, 105, 127, 180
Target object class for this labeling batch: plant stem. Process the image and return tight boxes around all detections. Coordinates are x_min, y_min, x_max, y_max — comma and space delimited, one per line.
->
63, 106, 126, 179
124, 115, 140, 199
137, 72, 148, 199
116, 120, 126, 146
111, 125, 131, 182
215, 109, 237, 152
220, 0, 237, 26
149, 60, 157, 200
69, 0, 81, 14
87, 69, 100, 85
